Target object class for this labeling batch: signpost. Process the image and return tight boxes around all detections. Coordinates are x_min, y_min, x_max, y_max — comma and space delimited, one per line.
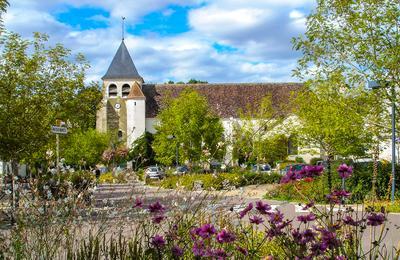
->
51, 125, 68, 173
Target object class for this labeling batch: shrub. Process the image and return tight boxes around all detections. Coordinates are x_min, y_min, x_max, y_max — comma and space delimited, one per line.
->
98, 172, 127, 184
310, 157, 323, 165
156, 171, 281, 191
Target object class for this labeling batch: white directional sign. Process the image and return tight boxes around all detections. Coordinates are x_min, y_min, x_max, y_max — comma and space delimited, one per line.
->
51, 126, 68, 134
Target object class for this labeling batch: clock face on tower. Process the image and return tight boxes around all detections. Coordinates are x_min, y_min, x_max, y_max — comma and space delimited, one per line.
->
115, 103, 121, 109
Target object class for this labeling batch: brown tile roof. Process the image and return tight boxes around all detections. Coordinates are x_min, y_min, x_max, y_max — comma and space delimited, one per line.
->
127, 82, 145, 99
142, 83, 303, 118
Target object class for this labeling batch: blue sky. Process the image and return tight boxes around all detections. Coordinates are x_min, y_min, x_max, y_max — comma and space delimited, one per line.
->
4, 0, 315, 83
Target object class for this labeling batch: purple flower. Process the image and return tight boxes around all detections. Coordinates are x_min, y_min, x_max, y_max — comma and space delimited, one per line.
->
302, 201, 315, 210
216, 229, 236, 243
342, 215, 360, 226
148, 201, 166, 214
211, 248, 228, 258
192, 240, 205, 257
236, 246, 248, 256
337, 164, 353, 179
255, 201, 271, 214
366, 212, 386, 226
239, 202, 253, 219
304, 165, 324, 178
268, 210, 284, 224
171, 245, 183, 257
280, 168, 299, 184
152, 215, 165, 224
301, 229, 316, 243
297, 213, 316, 224
133, 197, 143, 208
249, 215, 264, 225
194, 223, 216, 239
326, 190, 351, 204
151, 235, 166, 248
319, 228, 340, 249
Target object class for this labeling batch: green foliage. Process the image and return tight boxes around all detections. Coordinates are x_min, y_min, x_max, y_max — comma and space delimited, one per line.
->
293, 0, 400, 92
310, 157, 323, 165
156, 171, 281, 190
128, 132, 156, 170
295, 157, 305, 163
294, 74, 371, 158
0, 0, 8, 32
98, 172, 127, 184
186, 78, 208, 84
0, 32, 92, 165
232, 95, 290, 165
63, 129, 110, 167
153, 89, 225, 165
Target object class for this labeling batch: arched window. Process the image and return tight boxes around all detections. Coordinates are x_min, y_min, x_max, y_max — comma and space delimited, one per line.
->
118, 130, 123, 141
122, 84, 131, 98
108, 84, 117, 98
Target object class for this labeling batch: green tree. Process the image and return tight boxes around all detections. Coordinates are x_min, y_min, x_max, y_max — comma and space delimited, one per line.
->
294, 73, 371, 189
0, 0, 8, 32
232, 95, 291, 165
293, 0, 400, 90
63, 129, 109, 168
187, 79, 208, 84
128, 132, 156, 170
293, 0, 397, 191
0, 32, 90, 172
153, 89, 225, 166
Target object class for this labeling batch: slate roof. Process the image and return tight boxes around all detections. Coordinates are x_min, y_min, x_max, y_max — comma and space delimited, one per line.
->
142, 83, 303, 118
102, 41, 143, 81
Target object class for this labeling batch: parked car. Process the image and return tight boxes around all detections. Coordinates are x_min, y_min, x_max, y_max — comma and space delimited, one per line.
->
280, 163, 306, 175
251, 164, 272, 174
174, 165, 189, 176
145, 166, 165, 179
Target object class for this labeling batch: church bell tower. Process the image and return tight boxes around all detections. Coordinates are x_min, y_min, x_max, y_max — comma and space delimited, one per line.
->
96, 38, 146, 148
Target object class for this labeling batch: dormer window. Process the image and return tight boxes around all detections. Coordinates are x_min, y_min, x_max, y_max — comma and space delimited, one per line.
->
108, 84, 117, 98
122, 84, 131, 98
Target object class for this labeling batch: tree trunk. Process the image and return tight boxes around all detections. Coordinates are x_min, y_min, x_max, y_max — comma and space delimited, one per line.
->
10, 159, 19, 224
372, 144, 379, 200
327, 154, 333, 191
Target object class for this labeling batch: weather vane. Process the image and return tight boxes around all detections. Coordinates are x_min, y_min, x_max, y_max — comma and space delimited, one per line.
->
122, 16, 126, 41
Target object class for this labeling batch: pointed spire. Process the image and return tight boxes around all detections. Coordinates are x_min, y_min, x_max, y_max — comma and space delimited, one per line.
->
102, 41, 143, 81
122, 17, 125, 41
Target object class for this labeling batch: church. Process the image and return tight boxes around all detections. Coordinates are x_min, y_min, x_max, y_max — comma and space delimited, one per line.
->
96, 40, 305, 160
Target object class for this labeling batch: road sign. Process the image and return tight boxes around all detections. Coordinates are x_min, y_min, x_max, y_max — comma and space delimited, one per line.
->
51, 126, 68, 134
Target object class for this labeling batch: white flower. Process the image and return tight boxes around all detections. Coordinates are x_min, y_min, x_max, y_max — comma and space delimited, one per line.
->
102, 198, 108, 204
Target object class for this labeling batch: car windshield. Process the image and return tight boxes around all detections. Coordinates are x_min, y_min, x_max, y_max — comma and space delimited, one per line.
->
263, 165, 271, 170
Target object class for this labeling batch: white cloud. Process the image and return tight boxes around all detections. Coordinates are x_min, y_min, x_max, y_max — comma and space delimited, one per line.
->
3, 0, 315, 84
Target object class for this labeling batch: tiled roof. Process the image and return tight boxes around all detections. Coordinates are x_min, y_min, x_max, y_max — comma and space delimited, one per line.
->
142, 83, 303, 118
102, 41, 143, 81
127, 82, 145, 99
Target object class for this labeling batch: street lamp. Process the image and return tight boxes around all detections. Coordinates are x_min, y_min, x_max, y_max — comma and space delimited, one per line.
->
368, 81, 396, 202
167, 135, 179, 166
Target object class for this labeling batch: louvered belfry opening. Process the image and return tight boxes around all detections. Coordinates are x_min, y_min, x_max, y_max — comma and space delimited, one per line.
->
108, 84, 117, 98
